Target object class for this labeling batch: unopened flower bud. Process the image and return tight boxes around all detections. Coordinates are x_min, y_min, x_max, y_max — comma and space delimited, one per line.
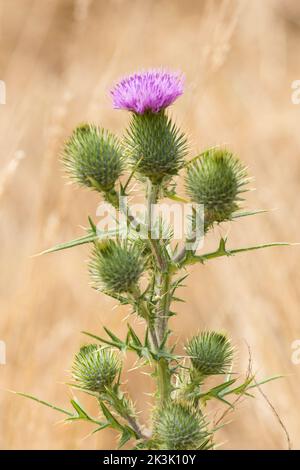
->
62, 124, 124, 192
185, 148, 248, 231
154, 402, 208, 450
72, 344, 121, 392
186, 331, 233, 376
89, 240, 144, 294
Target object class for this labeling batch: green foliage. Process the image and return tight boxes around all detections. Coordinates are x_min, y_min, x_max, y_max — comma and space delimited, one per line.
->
185, 148, 248, 231
186, 331, 233, 376
89, 240, 145, 294
62, 123, 124, 192
72, 344, 121, 392
124, 111, 187, 183
153, 402, 210, 450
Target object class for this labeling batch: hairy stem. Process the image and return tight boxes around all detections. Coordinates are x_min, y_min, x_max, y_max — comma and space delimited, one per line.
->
130, 286, 159, 350
157, 270, 172, 344
156, 358, 172, 405
125, 413, 149, 440
145, 179, 174, 407
146, 180, 167, 272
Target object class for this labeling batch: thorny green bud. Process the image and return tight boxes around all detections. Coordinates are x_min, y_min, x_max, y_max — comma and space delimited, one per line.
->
154, 402, 209, 450
185, 148, 248, 231
62, 123, 124, 192
186, 331, 233, 376
89, 240, 145, 294
72, 344, 121, 392
124, 111, 187, 183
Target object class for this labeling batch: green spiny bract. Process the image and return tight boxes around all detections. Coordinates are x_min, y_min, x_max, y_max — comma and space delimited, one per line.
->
186, 331, 233, 376
72, 344, 121, 392
185, 148, 248, 231
124, 111, 187, 183
89, 240, 145, 294
153, 402, 209, 450
62, 124, 124, 192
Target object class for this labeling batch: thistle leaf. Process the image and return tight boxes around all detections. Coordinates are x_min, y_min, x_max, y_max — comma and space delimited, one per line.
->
15, 392, 74, 417
186, 239, 294, 266
82, 331, 126, 352
231, 209, 268, 219
118, 428, 133, 448
127, 324, 143, 348
99, 402, 124, 432
70, 399, 92, 420
34, 233, 98, 256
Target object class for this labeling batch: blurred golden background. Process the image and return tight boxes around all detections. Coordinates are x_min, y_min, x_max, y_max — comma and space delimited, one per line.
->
0, 0, 300, 449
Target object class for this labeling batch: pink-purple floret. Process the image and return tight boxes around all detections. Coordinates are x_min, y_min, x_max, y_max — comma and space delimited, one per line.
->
110, 69, 184, 114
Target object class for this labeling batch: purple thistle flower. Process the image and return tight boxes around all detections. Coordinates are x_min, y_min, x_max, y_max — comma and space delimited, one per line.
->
110, 69, 184, 114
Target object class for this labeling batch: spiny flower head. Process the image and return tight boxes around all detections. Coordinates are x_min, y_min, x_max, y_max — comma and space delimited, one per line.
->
154, 402, 209, 450
186, 331, 234, 376
185, 148, 248, 231
111, 69, 184, 114
72, 344, 121, 392
62, 124, 124, 192
89, 240, 145, 294
125, 111, 187, 183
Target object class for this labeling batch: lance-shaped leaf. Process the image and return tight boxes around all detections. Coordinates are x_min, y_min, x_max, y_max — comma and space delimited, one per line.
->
15, 392, 74, 417
35, 232, 98, 256
183, 237, 293, 267
82, 327, 127, 352
34, 215, 121, 256
231, 209, 268, 219
15, 392, 106, 427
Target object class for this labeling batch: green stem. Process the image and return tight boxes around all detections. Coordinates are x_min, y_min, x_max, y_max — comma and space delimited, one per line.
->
146, 180, 167, 272
156, 358, 172, 405
130, 286, 159, 350
145, 179, 173, 406
157, 270, 172, 344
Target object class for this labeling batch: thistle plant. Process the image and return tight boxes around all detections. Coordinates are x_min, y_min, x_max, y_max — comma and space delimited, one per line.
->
20, 69, 291, 450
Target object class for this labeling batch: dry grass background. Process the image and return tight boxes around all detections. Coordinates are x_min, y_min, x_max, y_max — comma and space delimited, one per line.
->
0, 0, 300, 450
